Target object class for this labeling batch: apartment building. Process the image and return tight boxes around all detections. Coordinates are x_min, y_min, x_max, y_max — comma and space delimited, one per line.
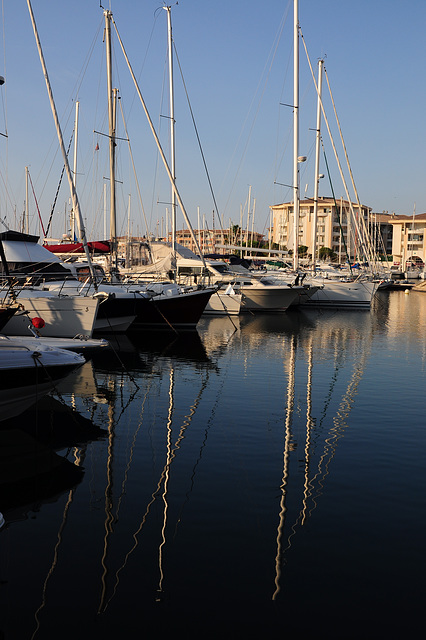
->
388, 212, 426, 268
168, 228, 265, 254
270, 197, 373, 261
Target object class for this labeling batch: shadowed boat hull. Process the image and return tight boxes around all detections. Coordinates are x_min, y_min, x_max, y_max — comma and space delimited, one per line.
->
128, 288, 214, 331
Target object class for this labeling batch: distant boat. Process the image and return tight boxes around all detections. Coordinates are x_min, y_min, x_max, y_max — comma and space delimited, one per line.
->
129, 241, 304, 312
0, 334, 85, 421
202, 283, 242, 316
300, 277, 378, 310
44, 240, 111, 255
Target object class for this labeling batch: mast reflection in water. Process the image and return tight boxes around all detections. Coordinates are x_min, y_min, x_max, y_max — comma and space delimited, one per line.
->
0, 291, 425, 638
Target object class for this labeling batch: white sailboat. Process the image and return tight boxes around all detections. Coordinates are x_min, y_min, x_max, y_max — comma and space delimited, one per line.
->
115, 6, 220, 318
0, 231, 100, 338
23, 3, 213, 334
291, 21, 378, 309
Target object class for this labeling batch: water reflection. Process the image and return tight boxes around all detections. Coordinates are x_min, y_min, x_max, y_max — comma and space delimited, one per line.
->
0, 427, 84, 525
202, 308, 376, 601
1, 293, 425, 637
95, 329, 212, 370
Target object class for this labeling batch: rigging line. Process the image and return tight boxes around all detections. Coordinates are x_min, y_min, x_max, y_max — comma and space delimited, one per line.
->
72, 18, 104, 103
321, 139, 351, 270
0, 168, 16, 217
323, 66, 376, 268
111, 14, 206, 266
221, 6, 291, 217
146, 49, 168, 237
45, 130, 74, 237
117, 97, 150, 237
0, 0, 6, 139
274, 36, 293, 181
173, 42, 222, 232
124, 7, 162, 122
299, 29, 371, 265
35, 21, 104, 207
27, 170, 46, 236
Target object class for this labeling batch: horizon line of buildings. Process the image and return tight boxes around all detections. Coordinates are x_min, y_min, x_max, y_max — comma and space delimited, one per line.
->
140, 197, 423, 268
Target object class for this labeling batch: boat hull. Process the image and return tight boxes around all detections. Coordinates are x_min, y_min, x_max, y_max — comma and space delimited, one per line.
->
6, 335, 110, 352
0, 338, 85, 420
239, 286, 300, 312
128, 288, 214, 331
203, 291, 242, 316
0, 306, 18, 331
2, 294, 99, 338
94, 294, 137, 333
46, 282, 213, 332
301, 280, 377, 309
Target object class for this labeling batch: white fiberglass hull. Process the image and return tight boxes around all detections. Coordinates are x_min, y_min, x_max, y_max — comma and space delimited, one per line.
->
288, 285, 320, 306
6, 335, 110, 352
301, 279, 377, 309
203, 291, 242, 316
0, 335, 85, 420
239, 285, 300, 311
2, 293, 99, 338
46, 282, 138, 333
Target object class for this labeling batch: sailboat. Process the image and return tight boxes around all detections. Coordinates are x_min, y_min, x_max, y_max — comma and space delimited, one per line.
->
280, 2, 377, 310
25, 3, 213, 334
70, 8, 214, 331
0, 3, 133, 336
0, 230, 101, 338
136, 240, 307, 312
92, 8, 215, 331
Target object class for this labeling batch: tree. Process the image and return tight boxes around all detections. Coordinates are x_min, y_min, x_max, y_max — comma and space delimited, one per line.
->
318, 246, 337, 261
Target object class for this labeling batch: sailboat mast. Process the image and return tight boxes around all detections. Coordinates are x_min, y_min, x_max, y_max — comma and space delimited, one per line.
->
104, 9, 117, 266
293, 0, 300, 272
111, 12, 206, 266
25, 166, 29, 233
165, 6, 176, 259
312, 59, 323, 271
71, 100, 79, 241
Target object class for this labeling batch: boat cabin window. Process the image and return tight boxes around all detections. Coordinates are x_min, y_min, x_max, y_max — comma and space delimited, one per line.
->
177, 266, 203, 276
208, 263, 232, 275
75, 264, 105, 282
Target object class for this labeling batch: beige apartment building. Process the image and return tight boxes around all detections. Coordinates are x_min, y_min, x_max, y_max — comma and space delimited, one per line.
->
270, 197, 426, 267
168, 228, 264, 254
270, 197, 373, 261
388, 212, 426, 268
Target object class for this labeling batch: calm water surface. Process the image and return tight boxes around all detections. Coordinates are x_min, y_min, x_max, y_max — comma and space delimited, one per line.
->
0, 290, 425, 638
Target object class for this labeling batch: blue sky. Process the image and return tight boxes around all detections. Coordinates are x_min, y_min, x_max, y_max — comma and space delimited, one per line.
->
0, 0, 424, 241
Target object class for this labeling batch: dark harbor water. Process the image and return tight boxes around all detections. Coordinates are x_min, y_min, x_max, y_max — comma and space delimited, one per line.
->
1, 289, 425, 639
